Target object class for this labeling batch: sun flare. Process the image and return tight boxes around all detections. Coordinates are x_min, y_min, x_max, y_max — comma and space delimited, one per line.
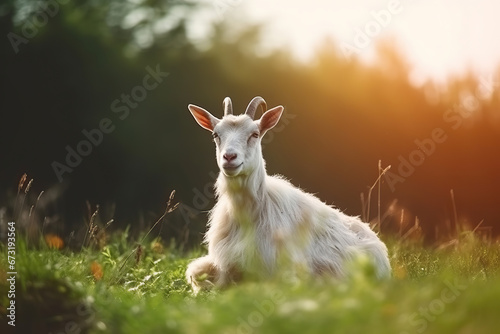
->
239, 0, 500, 83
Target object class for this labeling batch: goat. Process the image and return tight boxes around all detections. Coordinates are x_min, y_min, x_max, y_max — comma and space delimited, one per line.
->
185, 96, 391, 292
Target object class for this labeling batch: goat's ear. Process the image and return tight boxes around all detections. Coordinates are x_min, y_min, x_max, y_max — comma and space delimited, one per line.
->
188, 104, 220, 131
258, 106, 284, 134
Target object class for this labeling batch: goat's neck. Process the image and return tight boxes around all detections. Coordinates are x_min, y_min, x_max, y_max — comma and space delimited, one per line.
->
216, 161, 266, 217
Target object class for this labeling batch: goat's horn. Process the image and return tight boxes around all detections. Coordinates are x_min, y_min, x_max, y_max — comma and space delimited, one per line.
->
245, 96, 267, 120
223, 97, 233, 116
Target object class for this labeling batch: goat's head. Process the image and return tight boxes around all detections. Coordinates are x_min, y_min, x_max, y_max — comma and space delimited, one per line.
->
188, 97, 284, 177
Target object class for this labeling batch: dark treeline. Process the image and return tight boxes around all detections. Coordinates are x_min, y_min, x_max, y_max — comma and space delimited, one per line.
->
1, 0, 499, 245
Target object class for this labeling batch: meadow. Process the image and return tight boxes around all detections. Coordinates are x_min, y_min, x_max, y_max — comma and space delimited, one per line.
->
1, 214, 500, 334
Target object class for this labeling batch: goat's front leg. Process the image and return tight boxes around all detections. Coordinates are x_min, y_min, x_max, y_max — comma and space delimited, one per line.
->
186, 255, 219, 293
186, 255, 242, 293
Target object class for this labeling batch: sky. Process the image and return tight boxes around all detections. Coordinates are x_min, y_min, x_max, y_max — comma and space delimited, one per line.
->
190, 0, 500, 85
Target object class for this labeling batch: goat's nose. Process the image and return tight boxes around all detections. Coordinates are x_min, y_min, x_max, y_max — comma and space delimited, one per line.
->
223, 153, 237, 162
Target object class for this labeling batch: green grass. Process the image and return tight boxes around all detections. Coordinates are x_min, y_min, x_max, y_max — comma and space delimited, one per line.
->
1, 232, 500, 334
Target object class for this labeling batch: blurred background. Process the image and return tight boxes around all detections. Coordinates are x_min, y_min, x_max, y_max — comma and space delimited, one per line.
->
1, 0, 499, 245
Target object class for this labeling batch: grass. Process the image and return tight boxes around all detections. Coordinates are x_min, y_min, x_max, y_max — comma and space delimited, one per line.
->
1, 230, 500, 334
2, 175, 500, 333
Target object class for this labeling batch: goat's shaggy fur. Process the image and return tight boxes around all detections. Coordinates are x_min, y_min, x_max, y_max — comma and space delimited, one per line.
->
186, 97, 391, 292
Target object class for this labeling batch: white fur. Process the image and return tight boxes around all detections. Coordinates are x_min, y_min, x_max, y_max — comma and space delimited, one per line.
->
186, 99, 391, 292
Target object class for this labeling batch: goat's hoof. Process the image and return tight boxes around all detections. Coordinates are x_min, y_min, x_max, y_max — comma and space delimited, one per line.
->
188, 274, 215, 293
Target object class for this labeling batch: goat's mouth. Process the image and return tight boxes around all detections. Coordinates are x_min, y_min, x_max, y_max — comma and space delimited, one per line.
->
222, 162, 243, 175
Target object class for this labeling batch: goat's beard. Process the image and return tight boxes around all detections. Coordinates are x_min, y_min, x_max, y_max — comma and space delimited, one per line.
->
221, 165, 243, 177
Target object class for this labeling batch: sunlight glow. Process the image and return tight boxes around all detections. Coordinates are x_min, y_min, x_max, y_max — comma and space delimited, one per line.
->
236, 0, 500, 82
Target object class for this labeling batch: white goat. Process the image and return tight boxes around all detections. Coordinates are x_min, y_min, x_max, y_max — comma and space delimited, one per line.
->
186, 96, 391, 292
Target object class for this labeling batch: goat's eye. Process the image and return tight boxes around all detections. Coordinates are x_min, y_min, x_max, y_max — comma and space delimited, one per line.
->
212, 132, 220, 142
248, 132, 259, 144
